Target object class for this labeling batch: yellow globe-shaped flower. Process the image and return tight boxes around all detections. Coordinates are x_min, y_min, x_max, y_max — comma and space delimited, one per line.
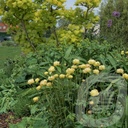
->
90, 89, 99, 96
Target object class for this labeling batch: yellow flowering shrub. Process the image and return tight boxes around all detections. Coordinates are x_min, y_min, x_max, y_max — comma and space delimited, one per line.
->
0, 0, 101, 52
90, 89, 99, 96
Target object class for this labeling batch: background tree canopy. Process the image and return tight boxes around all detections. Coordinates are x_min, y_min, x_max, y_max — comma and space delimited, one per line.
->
99, 0, 128, 46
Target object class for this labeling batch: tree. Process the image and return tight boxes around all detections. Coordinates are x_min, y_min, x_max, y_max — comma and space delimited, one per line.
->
99, 0, 128, 46
0, 0, 101, 53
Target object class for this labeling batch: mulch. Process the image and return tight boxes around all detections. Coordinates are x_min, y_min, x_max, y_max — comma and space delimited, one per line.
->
0, 112, 22, 128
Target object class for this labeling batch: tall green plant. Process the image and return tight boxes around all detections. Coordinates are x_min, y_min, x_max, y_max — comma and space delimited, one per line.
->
99, 0, 128, 46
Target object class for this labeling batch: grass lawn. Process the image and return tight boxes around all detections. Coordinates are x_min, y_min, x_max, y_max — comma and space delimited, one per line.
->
0, 46, 21, 69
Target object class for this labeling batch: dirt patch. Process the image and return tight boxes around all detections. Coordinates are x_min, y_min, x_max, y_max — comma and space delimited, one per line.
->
0, 112, 22, 128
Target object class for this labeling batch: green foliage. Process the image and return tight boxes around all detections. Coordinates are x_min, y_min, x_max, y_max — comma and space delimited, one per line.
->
0, 40, 127, 127
0, 1, 127, 127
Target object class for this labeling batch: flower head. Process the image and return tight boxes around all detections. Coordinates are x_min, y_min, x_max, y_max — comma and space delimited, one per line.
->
53, 61, 60, 66
66, 68, 75, 74
48, 66, 55, 73
93, 69, 99, 74
44, 72, 49, 75
48, 76, 55, 81
99, 65, 105, 70
59, 74, 65, 79
94, 61, 100, 66
108, 19, 112, 24
122, 73, 128, 80
121, 51, 124, 55
35, 78, 40, 83
36, 86, 41, 90
27, 79, 34, 85
88, 59, 96, 65
83, 68, 91, 73
112, 11, 120, 17
90, 89, 99, 96
33, 97, 39, 102
89, 101, 94, 105
46, 82, 52, 86
73, 59, 80, 65
107, 19, 112, 27
116, 68, 124, 74
40, 80, 47, 86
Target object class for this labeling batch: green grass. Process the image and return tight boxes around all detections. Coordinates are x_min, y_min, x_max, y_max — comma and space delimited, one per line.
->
0, 46, 21, 69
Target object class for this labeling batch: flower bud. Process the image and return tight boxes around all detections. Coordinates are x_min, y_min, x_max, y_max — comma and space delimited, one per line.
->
46, 82, 52, 86
27, 79, 34, 85
44, 72, 48, 75
59, 74, 65, 79
89, 101, 94, 105
53, 61, 60, 66
48, 76, 55, 81
94, 61, 100, 66
40, 80, 47, 86
116, 68, 124, 74
90, 89, 99, 96
33, 97, 39, 102
73, 59, 80, 65
48, 66, 55, 73
88, 59, 96, 65
83, 68, 91, 73
93, 69, 99, 74
36, 86, 41, 90
122, 73, 128, 80
35, 78, 40, 83
99, 65, 105, 70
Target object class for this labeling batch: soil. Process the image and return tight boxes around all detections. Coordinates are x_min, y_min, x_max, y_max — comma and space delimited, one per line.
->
0, 112, 22, 128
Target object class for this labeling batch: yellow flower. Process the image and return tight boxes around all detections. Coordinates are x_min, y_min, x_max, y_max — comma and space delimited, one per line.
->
79, 64, 87, 69
48, 76, 55, 81
90, 89, 99, 96
82, 79, 85, 82
85, 64, 91, 68
54, 74, 59, 78
94, 61, 100, 66
122, 73, 128, 80
59, 74, 65, 79
73, 59, 80, 65
40, 80, 47, 86
27, 79, 34, 85
121, 51, 124, 55
89, 101, 94, 105
53, 61, 60, 66
71, 65, 78, 69
125, 51, 128, 54
46, 82, 52, 86
83, 68, 91, 73
88, 59, 96, 65
35, 78, 40, 83
67, 75, 73, 79
116, 68, 124, 74
87, 110, 92, 114
99, 65, 105, 70
66, 68, 75, 74
44, 72, 48, 75
33, 97, 39, 102
93, 69, 99, 74
36, 86, 41, 90
48, 66, 55, 73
